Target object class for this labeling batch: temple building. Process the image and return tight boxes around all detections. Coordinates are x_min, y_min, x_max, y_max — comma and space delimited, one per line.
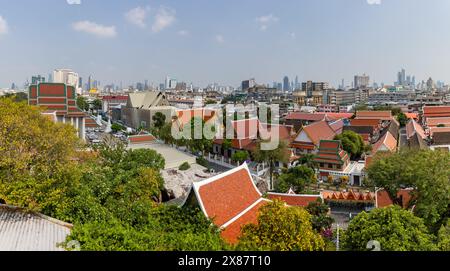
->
29, 83, 86, 139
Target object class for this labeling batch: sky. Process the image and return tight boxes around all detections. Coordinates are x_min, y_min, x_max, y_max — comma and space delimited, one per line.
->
1, 0, 450, 89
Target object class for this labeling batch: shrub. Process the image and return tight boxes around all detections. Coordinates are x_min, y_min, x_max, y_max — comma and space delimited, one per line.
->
179, 162, 191, 171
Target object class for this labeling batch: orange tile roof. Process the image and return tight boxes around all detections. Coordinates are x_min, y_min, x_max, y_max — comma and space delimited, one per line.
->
298, 121, 336, 146
356, 111, 392, 120
324, 113, 354, 121
429, 127, 450, 136
232, 118, 260, 139
176, 109, 217, 128
285, 113, 326, 121
259, 123, 293, 142
220, 199, 269, 244
406, 119, 426, 140
267, 193, 322, 207
404, 113, 419, 120
350, 119, 380, 128
372, 131, 397, 153
321, 190, 375, 202
423, 106, 450, 118
376, 189, 414, 209
195, 164, 262, 227
426, 117, 450, 127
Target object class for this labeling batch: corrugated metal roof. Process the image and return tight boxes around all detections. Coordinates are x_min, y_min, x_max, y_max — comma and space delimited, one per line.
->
0, 205, 72, 251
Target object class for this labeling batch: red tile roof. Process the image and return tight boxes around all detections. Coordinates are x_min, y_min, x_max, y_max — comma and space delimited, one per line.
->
376, 189, 414, 209
267, 193, 322, 207
324, 113, 354, 121
356, 111, 392, 120
350, 119, 380, 128
321, 190, 375, 202
329, 119, 344, 134
404, 113, 419, 120
176, 109, 217, 128
220, 199, 269, 244
194, 164, 262, 227
406, 119, 426, 140
259, 123, 293, 142
295, 121, 336, 146
423, 106, 450, 118
429, 127, 450, 136
128, 132, 156, 144
232, 118, 259, 139
426, 117, 450, 127
372, 131, 397, 153
285, 113, 326, 122
314, 140, 350, 166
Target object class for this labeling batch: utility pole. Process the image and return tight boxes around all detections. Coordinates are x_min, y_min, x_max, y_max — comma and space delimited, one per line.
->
336, 224, 340, 251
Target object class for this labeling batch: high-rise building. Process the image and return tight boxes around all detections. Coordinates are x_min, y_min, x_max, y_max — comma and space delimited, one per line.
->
53, 69, 81, 94
283, 76, 290, 92
295, 76, 300, 90
165, 76, 178, 90
242, 78, 256, 91
302, 81, 329, 98
354, 74, 370, 88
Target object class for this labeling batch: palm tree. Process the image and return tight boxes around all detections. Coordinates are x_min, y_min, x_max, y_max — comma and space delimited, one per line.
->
298, 153, 318, 170
252, 140, 290, 190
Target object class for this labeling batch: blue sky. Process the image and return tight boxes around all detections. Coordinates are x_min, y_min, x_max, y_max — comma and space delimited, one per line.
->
1, 0, 450, 88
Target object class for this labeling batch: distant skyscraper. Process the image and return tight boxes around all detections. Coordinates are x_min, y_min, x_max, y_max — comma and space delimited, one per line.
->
53, 69, 81, 94
295, 76, 299, 89
32, 75, 46, 85
48, 73, 53, 83
283, 76, 290, 92
354, 74, 370, 88
242, 78, 256, 91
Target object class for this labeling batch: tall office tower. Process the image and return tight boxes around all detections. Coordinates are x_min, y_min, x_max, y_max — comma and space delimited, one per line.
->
283, 76, 290, 92
295, 76, 299, 89
401, 69, 406, 85
48, 73, 53, 83
302, 81, 329, 98
79, 77, 83, 91
397, 71, 402, 86
412, 76, 416, 88
53, 69, 81, 94
277, 83, 283, 91
354, 74, 370, 88
406, 75, 411, 86
341, 79, 345, 89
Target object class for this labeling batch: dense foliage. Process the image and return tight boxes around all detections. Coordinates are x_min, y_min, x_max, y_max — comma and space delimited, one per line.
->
237, 200, 325, 251
342, 206, 437, 251
367, 149, 450, 232
275, 165, 315, 194
334, 131, 365, 159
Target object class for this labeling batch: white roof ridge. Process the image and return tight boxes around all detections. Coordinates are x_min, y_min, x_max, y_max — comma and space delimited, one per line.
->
220, 198, 271, 229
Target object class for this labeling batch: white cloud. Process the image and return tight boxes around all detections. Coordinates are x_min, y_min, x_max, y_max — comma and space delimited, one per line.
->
215, 34, 224, 43
152, 7, 176, 33
178, 30, 189, 36
367, 0, 381, 5
67, 0, 81, 4
0, 16, 8, 35
256, 14, 279, 31
72, 21, 117, 38
125, 7, 149, 28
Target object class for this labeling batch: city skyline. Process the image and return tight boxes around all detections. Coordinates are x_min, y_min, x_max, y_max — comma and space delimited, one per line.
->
2, 0, 450, 88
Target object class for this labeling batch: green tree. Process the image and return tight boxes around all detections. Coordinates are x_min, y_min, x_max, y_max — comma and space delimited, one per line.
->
237, 200, 325, 251
334, 131, 365, 159
367, 149, 450, 231
342, 206, 437, 251
0, 98, 80, 213
252, 141, 290, 190
76, 96, 90, 111
152, 112, 167, 130
306, 201, 334, 233
275, 165, 315, 194
437, 221, 450, 251
92, 99, 102, 111
297, 153, 318, 170
231, 151, 249, 164
182, 117, 215, 154
397, 112, 408, 127
111, 123, 124, 133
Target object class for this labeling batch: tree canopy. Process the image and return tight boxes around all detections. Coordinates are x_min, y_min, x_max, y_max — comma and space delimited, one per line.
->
275, 165, 315, 194
237, 200, 325, 251
367, 149, 450, 232
334, 131, 365, 159
342, 206, 437, 251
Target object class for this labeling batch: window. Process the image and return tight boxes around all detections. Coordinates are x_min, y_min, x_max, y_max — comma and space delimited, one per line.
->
328, 164, 333, 169
320, 163, 324, 168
